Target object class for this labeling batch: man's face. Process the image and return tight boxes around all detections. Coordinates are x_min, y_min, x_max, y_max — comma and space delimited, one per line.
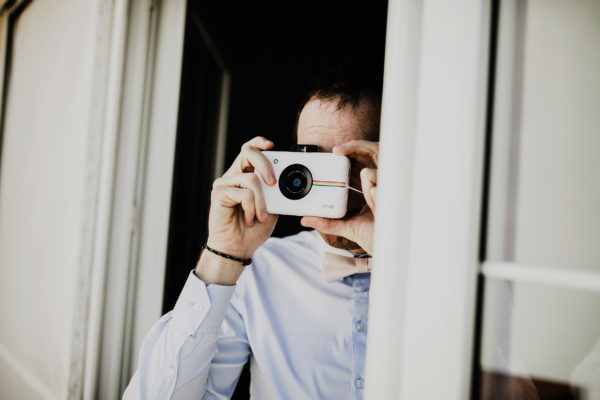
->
297, 97, 378, 251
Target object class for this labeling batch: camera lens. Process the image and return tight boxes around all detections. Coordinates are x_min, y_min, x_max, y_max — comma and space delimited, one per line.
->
279, 164, 312, 200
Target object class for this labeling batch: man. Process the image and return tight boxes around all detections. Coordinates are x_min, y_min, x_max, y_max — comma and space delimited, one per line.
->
124, 70, 381, 399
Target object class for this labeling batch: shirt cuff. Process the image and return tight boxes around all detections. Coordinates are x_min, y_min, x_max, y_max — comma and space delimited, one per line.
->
170, 270, 236, 335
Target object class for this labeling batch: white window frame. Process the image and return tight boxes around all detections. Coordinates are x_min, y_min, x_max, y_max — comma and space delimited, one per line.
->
84, 1, 233, 397
480, 0, 600, 383
80, 0, 189, 398
365, 1, 492, 398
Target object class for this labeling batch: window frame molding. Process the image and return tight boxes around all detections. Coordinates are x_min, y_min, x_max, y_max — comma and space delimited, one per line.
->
81, 0, 187, 398
482, 262, 600, 293
365, 0, 492, 398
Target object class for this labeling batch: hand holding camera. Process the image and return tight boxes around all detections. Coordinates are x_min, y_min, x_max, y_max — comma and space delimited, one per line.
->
301, 140, 379, 254
196, 136, 279, 285
196, 136, 378, 285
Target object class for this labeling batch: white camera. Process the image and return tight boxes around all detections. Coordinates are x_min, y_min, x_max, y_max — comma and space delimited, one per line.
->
256, 150, 350, 218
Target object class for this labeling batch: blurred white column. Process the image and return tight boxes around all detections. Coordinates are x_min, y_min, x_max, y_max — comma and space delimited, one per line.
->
365, 0, 491, 398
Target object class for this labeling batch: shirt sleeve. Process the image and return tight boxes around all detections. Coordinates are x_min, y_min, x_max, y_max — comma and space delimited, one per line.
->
122, 270, 251, 400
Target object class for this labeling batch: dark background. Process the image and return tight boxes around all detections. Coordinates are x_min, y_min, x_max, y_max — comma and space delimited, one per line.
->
162, 1, 388, 397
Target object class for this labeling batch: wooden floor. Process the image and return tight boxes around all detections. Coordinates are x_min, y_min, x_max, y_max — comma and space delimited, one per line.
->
479, 370, 583, 400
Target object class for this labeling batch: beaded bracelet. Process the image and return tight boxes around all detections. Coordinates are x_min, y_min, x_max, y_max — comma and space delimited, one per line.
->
202, 244, 252, 266
353, 253, 372, 259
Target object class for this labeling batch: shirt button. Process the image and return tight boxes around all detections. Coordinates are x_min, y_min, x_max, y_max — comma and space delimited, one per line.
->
192, 303, 202, 312
355, 321, 364, 332
356, 284, 366, 293
165, 367, 175, 377
355, 378, 364, 389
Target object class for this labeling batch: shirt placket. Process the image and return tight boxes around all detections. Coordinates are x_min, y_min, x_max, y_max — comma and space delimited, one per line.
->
351, 274, 370, 400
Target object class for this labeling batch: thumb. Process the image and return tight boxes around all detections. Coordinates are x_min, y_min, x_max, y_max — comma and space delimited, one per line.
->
301, 216, 353, 240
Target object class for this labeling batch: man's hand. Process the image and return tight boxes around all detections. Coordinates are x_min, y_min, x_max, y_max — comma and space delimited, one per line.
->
301, 140, 378, 253
196, 136, 278, 285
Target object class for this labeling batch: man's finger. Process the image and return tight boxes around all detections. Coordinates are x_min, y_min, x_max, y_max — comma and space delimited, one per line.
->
300, 216, 353, 241
213, 186, 256, 226
241, 146, 277, 185
224, 136, 275, 180
360, 168, 377, 212
245, 136, 274, 149
332, 140, 379, 166
214, 173, 269, 222
370, 187, 377, 206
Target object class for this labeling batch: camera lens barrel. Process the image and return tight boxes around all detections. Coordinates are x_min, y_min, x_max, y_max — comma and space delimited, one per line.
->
279, 164, 313, 200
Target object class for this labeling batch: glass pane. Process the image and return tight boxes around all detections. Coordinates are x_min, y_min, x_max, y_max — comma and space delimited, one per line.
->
478, 1, 600, 399
486, 0, 600, 270
479, 278, 600, 399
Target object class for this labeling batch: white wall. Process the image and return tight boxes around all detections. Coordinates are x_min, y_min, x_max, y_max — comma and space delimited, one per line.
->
0, 0, 100, 398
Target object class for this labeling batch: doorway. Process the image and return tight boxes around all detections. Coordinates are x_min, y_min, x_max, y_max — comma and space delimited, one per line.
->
162, 0, 388, 397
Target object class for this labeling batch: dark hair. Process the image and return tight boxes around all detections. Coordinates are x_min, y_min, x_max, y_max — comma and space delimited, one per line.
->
294, 65, 383, 141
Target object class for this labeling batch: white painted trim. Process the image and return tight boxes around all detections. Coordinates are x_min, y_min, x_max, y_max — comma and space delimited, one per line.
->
83, 0, 129, 395
72, 0, 129, 398
116, 0, 161, 391
486, 0, 527, 262
364, 0, 423, 397
83, 0, 187, 396
82, 0, 160, 398
482, 261, 600, 292
365, 0, 491, 398
111, 0, 162, 395
75, 0, 186, 397
0, 343, 56, 400
129, 0, 187, 383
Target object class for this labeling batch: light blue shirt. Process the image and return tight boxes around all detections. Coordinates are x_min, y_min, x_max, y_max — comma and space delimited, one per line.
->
124, 230, 370, 399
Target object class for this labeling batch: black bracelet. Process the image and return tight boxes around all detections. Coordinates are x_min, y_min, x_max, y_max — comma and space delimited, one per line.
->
202, 244, 252, 266
353, 253, 372, 259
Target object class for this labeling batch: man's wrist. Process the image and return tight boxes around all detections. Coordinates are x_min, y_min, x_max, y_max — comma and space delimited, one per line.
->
202, 244, 252, 265
194, 250, 246, 286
